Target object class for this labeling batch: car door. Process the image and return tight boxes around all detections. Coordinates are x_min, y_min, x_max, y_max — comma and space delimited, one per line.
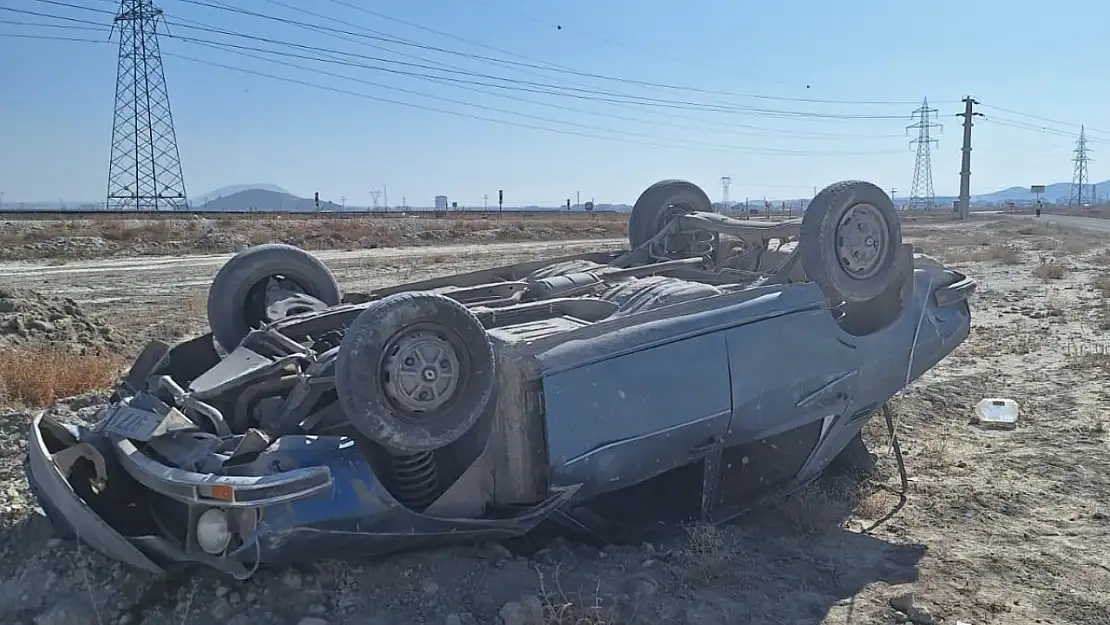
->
541, 330, 733, 497
723, 303, 862, 445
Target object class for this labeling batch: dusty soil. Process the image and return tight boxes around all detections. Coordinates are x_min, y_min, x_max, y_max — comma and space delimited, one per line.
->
0, 216, 1108, 625
0, 213, 627, 262
0, 288, 126, 354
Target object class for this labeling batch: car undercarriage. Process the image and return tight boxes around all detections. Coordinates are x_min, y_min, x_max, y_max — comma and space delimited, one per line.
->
25, 178, 974, 578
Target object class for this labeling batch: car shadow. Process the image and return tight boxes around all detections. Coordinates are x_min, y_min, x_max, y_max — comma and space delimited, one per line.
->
1, 470, 921, 625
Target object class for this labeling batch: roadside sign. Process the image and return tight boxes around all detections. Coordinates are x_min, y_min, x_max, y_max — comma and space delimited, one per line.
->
1031, 185, 1046, 194
584, 201, 594, 212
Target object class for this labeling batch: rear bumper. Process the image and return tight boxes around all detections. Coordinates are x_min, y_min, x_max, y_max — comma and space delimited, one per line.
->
24, 411, 165, 576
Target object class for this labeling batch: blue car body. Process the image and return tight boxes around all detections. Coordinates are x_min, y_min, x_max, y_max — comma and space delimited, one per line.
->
25, 243, 973, 579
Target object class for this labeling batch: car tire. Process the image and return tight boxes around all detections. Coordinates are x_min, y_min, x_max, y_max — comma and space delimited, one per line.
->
801, 181, 902, 304
207, 244, 342, 352
335, 292, 496, 454
628, 179, 717, 253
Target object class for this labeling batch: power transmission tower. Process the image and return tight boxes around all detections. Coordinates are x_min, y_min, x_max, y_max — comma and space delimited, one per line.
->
956, 96, 982, 220
906, 98, 941, 210
369, 190, 381, 211
720, 176, 731, 212
1069, 126, 1093, 207
106, 0, 187, 211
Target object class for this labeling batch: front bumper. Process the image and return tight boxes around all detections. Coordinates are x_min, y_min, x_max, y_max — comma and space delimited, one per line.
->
26, 409, 581, 578
25, 411, 166, 575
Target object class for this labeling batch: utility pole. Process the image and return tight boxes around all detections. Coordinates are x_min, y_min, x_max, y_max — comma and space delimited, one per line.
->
890, 188, 897, 208
576, 190, 580, 211
1069, 126, 1092, 207
721, 176, 731, 212
907, 98, 941, 210
383, 186, 388, 211
956, 96, 981, 220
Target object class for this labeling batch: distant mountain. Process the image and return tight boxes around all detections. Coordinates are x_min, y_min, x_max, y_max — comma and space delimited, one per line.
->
971, 180, 1110, 204
199, 189, 344, 212
191, 183, 290, 207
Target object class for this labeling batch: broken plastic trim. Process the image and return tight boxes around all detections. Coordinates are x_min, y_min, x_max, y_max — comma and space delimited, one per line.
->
111, 436, 333, 507
932, 271, 976, 307
26, 412, 166, 575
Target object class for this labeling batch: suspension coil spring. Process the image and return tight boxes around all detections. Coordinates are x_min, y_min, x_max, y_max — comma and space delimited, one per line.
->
387, 451, 441, 512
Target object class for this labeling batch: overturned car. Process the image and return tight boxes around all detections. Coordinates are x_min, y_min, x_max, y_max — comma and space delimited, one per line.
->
25, 179, 974, 578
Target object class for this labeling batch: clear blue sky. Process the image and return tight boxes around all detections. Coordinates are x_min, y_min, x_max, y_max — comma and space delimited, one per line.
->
1, 0, 1107, 207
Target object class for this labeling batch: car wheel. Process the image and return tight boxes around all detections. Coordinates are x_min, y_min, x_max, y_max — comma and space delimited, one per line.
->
801, 181, 902, 304
207, 244, 342, 352
628, 179, 718, 256
335, 292, 496, 454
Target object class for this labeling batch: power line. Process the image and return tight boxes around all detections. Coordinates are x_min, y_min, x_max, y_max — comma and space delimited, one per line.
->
466, 0, 960, 107
980, 113, 1110, 144
231, 0, 905, 141
161, 11, 903, 141
176, 0, 931, 107
11, 2, 1107, 195
906, 98, 941, 210
979, 103, 1110, 138
179, 37, 903, 155
0, 23, 904, 155
19, 0, 914, 121
158, 0, 912, 120
1, 12, 911, 152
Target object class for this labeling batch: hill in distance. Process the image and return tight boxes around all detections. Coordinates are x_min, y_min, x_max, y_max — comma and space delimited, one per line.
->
198, 188, 343, 212
191, 183, 290, 207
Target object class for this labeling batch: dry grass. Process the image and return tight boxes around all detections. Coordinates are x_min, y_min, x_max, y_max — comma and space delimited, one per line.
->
536, 571, 627, 625
0, 213, 629, 261
984, 243, 1022, 265
777, 478, 861, 536
1033, 259, 1069, 281
0, 345, 123, 407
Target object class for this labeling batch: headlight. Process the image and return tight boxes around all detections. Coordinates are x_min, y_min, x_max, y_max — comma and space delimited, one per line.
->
196, 508, 231, 555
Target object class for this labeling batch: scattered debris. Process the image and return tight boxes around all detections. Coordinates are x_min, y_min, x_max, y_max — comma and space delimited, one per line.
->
889, 592, 936, 625
972, 397, 1019, 430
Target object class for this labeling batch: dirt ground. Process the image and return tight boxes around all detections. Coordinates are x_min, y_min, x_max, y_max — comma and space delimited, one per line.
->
0, 216, 1108, 625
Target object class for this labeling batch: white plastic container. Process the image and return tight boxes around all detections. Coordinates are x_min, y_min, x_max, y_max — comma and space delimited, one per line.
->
973, 398, 1019, 430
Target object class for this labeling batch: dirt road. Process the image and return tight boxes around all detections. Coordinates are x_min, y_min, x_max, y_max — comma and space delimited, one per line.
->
0, 238, 625, 346
1009, 212, 1110, 233
1, 219, 1109, 625
0, 238, 625, 298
